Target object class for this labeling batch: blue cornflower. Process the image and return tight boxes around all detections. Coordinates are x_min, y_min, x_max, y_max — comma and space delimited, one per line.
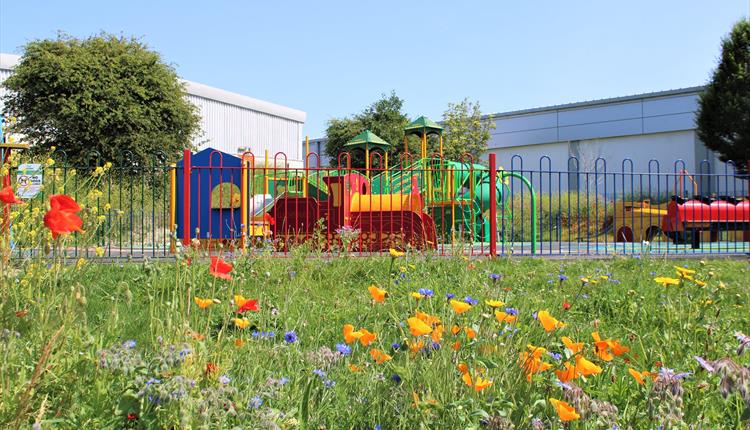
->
464, 296, 478, 306
336, 343, 352, 356
548, 351, 562, 361
313, 369, 326, 378
123, 340, 136, 349
532, 312, 538, 320
284, 331, 298, 344
323, 379, 336, 388
417, 288, 434, 297
391, 374, 402, 384
391, 342, 401, 351
432, 342, 441, 350
558, 274, 568, 282
248, 395, 263, 409
504, 307, 518, 315
489, 273, 501, 281
445, 292, 455, 299
146, 378, 161, 386
375, 425, 381, 430
219, 375, 231, 385
278, 377, 290, 385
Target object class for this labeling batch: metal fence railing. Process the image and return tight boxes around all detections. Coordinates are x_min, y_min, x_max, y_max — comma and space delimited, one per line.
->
2, 150, 749, 259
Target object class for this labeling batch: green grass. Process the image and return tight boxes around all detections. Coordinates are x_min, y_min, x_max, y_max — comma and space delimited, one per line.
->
1, 253, 749, 429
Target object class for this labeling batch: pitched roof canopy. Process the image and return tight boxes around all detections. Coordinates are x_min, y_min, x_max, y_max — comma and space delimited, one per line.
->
343, 130, 391, 151
404, 116, 443, 136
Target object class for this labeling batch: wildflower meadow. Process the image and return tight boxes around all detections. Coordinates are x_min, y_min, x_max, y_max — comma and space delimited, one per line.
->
0, 168, 749, 429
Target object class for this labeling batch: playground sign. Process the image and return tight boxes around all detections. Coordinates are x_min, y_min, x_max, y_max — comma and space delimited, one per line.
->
16, 164, 43, 199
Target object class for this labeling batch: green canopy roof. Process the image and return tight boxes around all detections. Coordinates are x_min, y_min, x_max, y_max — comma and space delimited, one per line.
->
404, 116, 443, 136
343, 130, 391, 151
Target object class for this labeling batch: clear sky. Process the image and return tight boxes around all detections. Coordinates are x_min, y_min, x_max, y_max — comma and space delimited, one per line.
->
1, 1, 748, 138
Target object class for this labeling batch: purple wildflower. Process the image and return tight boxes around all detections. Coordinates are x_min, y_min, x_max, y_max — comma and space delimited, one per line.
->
336, 343, 352, 356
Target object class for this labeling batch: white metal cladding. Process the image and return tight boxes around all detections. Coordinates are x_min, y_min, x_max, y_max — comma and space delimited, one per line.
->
188, 93, 304, 165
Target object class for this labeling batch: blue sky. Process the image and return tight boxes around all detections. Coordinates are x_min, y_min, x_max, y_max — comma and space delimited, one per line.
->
1, 1, 748, 138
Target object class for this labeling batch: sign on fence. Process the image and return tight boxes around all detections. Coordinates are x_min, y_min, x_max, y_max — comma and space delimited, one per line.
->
16, 163, 43, 199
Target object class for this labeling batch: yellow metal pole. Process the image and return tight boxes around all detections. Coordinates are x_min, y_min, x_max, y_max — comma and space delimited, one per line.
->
365, 147, 370, 179
169, 164, 176, 253
421, 131, 427, 159
385, 151, 389, 182
304, 135, 309, 197
264, 149, 269, 195
240, 157, 248, 249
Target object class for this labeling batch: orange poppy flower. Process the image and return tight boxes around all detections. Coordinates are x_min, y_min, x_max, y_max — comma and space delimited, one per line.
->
343, 324, 364, 344
555, 362, 580, 382
628, 368, 656, 384
409, 340, 425, 354
348, 363, 362, 372
209, 256, 233, 280
368, 285, 387, 303
451, 341, 461, 350
473, 376, 493, 392
407, 317, 433, 336
538, 310, 565, 332
519, 351, 553, 381
549, 398, 580, 422
451, 324, 461, 335
431, 324, 444, 344
0, 185, 23, 204
194, 297, 214, 309
575, 355, 602, 376
457, 363, 469, 374
562, 336, 584, 354
464, 327, 477, 340
450, 299, 472, 314
494, 310, 517, 324
369, 348, 392, 364
359, 328, 377, 346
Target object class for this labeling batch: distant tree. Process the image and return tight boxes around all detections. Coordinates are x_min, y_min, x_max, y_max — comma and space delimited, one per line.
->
696, 19, 750, 174
2, 33, 200, 168
441, 98, 495, 162
325, 91, 411, 167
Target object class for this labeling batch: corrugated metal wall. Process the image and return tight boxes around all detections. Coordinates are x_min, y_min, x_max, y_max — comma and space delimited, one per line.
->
188, 95, 303, 166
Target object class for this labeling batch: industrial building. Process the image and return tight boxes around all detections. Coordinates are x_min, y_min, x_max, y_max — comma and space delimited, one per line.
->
0, 53, 306, 166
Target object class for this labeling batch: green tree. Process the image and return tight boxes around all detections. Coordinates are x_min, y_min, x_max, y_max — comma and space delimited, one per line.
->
325, 91, 412, 167
441, 98, 495, 162
696, 19, 750, 174
2, 33, 200, 168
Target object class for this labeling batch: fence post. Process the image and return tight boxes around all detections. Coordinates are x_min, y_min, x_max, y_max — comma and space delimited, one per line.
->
488, 153, 497, 257
182, 149, 191, 247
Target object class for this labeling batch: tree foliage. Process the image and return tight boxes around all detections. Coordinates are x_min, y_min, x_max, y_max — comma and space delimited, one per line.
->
2, 33, 200, 168
324, 92, 413, 167
441, 98, 495, 162
696, 19, 750, 174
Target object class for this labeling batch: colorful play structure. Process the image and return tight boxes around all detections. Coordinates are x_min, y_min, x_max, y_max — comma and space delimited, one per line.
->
606, 170, 750, 249
171, 116, 538, 253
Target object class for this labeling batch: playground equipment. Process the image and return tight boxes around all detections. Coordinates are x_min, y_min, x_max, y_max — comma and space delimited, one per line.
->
602, 168, 750, 249
270, 172, 437, 251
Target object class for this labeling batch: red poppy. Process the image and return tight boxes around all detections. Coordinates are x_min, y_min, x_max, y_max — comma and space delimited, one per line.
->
50, 194, 82, 212
126, 413, 138, 421
44, 195, 84, 239
209, 256, 233, 280
205, 362, 217, 375
0, 185, 23, 205
562, 301, 571, 310
237, 299, 259, 314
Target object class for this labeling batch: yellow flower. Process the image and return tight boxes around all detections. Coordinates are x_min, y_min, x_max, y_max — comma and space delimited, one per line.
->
389, 248, 404, 258
484, 299, 505, 308
95, 246, 105, 257
234, 318, 250, 329
194, 297, 214, 309
450, 299, 472, 314
76, 258, 86, 269
407, 317, 433, 336
654, 276, 681, 287
410, 292, 425, 300
694, 279, 707, 287
104, 161, 113, 169
46, 158, 55, 166
674, 266, 696, 276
